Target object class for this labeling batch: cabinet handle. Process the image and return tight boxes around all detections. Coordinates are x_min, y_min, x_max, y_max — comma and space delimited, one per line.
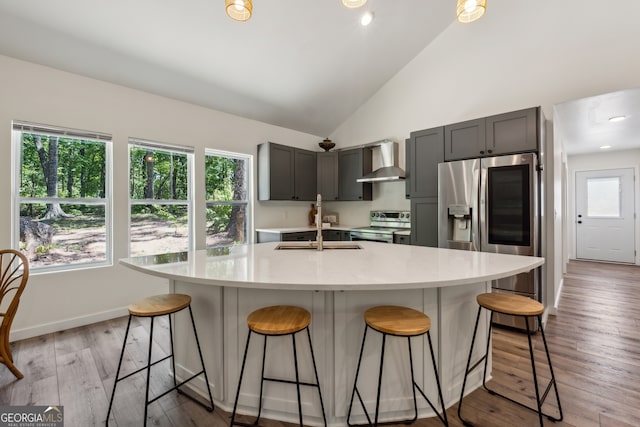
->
479, 150, 485, 155
487, 149, 493, 154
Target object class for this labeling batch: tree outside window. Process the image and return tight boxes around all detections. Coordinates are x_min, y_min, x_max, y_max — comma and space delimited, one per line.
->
129, 140, 193, 256
205, 150, 251, 248
14, 122, 111, 270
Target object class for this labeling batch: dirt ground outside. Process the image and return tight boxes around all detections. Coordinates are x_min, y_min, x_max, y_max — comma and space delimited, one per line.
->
25, 217, 235, 269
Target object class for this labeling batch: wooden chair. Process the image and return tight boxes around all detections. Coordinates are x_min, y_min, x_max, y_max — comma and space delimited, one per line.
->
0, 249, 29, 379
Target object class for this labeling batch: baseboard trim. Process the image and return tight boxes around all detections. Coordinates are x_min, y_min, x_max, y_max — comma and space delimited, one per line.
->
10, 307, 129, 342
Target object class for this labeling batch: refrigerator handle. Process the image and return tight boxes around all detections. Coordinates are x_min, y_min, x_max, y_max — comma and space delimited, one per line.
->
473, 159, 482, 252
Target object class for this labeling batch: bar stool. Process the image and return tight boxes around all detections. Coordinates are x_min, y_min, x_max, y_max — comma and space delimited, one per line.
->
230, 305, 327, 427
458, 293, 563, 427
347, 305, 448, 426
106, 294, 214, 426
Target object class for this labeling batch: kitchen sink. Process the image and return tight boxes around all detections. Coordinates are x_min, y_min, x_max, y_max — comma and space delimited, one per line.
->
275, 241, 362, 250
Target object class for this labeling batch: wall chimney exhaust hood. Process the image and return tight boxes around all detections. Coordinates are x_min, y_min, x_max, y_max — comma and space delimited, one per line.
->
357, 140, 406, 182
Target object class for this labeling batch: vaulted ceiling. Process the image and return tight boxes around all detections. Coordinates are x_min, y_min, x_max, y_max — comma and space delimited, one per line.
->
0, 0, 454, 137
0, 0, 639, 154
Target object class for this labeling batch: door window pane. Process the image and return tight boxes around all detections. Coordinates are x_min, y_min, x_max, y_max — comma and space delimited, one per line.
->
587, 177, 620, 217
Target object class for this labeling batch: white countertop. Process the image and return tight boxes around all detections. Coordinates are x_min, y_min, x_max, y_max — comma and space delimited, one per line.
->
120, 242, 543, 291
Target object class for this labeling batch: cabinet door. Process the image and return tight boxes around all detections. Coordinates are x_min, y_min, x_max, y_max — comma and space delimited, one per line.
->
258, 142, 294, 200
444, 118, 486, 161
294, 148, 317, 201
317, 152, 339, 201
338, 148, 372, 201
410, 198, 438, 247
282, 231, 317, 241
407, 127, 444, 199
486, 107, 538, 156
322, 230, 341, 241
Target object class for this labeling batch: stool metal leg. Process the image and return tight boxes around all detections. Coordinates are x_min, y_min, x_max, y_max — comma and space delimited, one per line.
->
143, 316, 155, 427
424, 331, 448, 426
108, 306, 214, 426
187, 305, 215, 411
347, 325, 372, 426
457, 305, 483, 426
230, 330, 253, 427
406, 337, 419, 423
106, 314, 133, 426
231, 327, 326, 427
292, 333, 304, 426
373, 332, 387, 426
348, 324, 448, 427
459, 307, 563, 427
255, 334, 268, 424
169, 312, 177, 390
537, 315, 563, 422
306, 327, 327, 427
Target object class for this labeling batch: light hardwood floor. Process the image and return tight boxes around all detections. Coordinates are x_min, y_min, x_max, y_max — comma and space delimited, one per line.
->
1, 260, 639, 426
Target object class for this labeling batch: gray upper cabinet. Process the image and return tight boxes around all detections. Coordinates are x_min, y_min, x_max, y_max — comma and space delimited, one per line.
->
444, 118, 486, 161
317, 151, 339, 201
294, 148, 318, 200
486, 107, 538, 156
444, 107, 539, 161
258, 142, 317, 201
338, 148, 372, 201
406, 126, 444, 199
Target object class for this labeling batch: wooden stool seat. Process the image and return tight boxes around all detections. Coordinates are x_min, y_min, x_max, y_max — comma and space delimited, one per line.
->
364, 305, 431, 336
128, 294, 192, 317
247, 305, 311, 335
476, 292, 544, 316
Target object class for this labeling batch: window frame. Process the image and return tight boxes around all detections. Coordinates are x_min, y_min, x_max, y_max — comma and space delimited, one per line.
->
12, 121, 113, 272
128, 138, 195, 256
205, 148, 253, 247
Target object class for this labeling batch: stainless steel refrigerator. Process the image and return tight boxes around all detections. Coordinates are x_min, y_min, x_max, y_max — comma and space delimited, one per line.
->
437, 153, 542, 330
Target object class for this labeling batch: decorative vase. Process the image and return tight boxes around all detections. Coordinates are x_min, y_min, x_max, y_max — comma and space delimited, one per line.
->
318, 138, 336, 152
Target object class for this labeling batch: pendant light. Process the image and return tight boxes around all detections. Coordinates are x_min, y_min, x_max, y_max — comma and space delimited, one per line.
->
342, 0, 367, 9
226, 0, 252, 22
456, 0, 486, 23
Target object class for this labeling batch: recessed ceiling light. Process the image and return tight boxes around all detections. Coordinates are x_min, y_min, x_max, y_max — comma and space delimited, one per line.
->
600, 145, 612, 149
608, 115, 626, 122
360, 11, 374, 26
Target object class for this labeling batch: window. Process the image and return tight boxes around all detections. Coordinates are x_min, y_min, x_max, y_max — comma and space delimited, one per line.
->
587, 176, 621, 218
129, 139, 194, 257
205, 149, 251, 247
13, 122, 111, 271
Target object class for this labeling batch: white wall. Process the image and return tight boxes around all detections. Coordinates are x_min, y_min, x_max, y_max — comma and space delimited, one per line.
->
567, 149, 640, 262
0, 55, 331, 339
330, 0, 640, 311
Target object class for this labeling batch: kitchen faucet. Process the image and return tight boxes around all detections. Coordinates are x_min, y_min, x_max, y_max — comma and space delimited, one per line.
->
316, 194, 323, 251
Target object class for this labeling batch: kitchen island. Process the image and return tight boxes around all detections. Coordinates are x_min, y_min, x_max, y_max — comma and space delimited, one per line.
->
120, 242, 543, 426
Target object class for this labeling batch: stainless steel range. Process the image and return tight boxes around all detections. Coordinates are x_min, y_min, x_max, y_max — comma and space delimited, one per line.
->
350, 210, 411, 243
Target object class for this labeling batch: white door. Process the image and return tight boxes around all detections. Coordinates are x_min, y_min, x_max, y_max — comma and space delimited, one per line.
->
576, 168, 635, 263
